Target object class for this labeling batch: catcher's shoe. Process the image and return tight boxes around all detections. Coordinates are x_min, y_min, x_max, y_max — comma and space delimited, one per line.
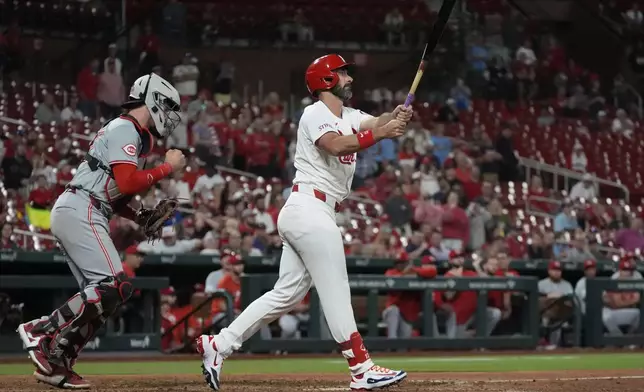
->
33, 365, 90, 389
17, 320, 54, 375
197, 335, 223, 391
350, 365, 407, 390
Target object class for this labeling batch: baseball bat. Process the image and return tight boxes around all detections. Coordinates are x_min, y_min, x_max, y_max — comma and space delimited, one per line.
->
403, 0, 457, 107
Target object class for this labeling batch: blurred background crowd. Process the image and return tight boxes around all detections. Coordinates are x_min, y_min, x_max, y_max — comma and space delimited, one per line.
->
1, 0, 644, 350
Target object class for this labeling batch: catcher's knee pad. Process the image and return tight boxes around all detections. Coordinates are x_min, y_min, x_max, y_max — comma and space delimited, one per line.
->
97, 272, 133, 312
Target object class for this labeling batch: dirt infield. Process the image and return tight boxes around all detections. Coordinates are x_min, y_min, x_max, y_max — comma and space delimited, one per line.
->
1, 369, 643, 392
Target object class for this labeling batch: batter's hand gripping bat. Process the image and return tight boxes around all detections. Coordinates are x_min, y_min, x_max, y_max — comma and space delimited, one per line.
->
403, 0, 457, 108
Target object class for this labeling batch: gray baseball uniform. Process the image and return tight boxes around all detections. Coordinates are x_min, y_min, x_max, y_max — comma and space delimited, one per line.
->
603, 274, 641, 335
52, 116, 148, 285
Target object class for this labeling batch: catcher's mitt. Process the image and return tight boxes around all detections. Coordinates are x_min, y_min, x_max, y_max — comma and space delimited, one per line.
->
135, 199, 179, 240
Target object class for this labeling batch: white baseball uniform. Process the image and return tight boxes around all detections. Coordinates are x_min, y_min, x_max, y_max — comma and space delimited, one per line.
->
212, 100, 375, 375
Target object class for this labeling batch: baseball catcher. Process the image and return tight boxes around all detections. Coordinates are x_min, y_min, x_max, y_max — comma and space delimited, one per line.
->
17, 73, 186, 389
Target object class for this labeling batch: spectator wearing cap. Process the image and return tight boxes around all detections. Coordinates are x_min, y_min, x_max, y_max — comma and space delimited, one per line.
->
574, 259, 597, 314
103, 43, 122, 75
97, 58, 126, 119
172, 53, 199, 99
538, 261, 574, 349
569, 141, 587, 173
603, 257, 641, 337
441, 191, 469, 252
568, 173, 597, 201
160, 286, 178, 350
210, 254, 272, 338
554, 202, 579, 233
137, 226, 202, 254
615, 218, 644, 252
382, 252, 438, 339
121, 244, 145, 279
205, 252, 235, 293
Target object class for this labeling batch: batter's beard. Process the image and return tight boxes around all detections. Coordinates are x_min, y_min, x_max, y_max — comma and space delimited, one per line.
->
331, 84, 353, 101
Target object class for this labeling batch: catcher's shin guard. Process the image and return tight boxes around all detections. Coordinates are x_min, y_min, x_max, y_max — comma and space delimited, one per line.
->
47, 273, 133, 361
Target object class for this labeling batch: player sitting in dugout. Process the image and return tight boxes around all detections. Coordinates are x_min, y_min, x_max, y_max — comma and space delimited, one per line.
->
382, 252, 437, 339
433, 251, 502, 338
603, 256, 641, 337
210, 253, 272, 340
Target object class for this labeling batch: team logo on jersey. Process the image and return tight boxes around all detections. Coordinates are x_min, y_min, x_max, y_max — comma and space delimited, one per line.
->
122, 144, 137, 156
338, 153, 356, 165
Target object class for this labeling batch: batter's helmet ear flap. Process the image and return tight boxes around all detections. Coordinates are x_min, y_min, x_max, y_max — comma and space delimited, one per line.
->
305, 54, 354, 96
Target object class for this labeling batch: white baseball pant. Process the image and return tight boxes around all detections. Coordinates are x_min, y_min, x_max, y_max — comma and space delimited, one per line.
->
212, 190, 373, 375
602, 308, 640, 335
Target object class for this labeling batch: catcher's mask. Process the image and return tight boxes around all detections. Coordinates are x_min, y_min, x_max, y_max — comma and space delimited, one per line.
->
122, 73, 181, 139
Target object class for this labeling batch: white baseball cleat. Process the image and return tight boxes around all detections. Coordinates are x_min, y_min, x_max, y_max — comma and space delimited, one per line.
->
197, 335, 223, 390
350, 365, 407, 390
17, 320, 54, 375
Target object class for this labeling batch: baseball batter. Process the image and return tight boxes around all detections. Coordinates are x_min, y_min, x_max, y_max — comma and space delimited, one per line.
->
197, 54, 412, 391
16, 73, 186, 389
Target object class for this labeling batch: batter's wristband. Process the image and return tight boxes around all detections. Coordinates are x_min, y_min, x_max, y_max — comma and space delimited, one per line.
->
357, 129, 376, 150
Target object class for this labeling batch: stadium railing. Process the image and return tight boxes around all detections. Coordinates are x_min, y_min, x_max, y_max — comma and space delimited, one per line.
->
240, 275, 540, 352
162, 290, 234, 354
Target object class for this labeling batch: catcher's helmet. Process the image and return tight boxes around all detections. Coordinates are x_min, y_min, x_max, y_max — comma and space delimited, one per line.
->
122, 73, 181, 138
305, 54, 354, 95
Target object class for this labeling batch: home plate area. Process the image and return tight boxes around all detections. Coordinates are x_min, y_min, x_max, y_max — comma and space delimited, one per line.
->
1, 370, 643, 392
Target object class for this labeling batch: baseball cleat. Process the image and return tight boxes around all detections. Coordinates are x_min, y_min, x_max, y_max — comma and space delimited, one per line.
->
33, 366, 91, 389
350, 365, 407, 390
197, 335, 223, 390
17, 321, 54, 375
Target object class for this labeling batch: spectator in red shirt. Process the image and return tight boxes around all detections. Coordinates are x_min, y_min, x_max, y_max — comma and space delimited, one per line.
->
246, 128, 276, 178
382, 252, 437, 338
441, 191, 469, 251
137, 21, 160, 55
55, 163, 74, 196
28, 175, 55, 209
528, 175, 552, 213
76, 58, 100, 118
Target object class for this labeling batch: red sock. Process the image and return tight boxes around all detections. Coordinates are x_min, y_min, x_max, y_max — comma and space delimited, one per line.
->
338, 332, 373, 375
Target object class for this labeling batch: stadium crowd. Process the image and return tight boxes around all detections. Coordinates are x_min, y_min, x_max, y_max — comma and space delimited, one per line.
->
1, 0, 644, 351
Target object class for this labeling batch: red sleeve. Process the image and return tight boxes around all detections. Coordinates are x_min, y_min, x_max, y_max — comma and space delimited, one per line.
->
112, 162, 173, 195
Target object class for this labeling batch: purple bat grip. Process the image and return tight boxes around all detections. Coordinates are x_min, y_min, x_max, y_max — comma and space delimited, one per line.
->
404, 93, 415, 107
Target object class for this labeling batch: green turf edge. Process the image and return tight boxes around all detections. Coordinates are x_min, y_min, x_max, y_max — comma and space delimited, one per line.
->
1, 353, 644, 376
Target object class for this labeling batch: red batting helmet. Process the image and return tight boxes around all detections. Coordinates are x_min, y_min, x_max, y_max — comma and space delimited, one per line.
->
305, 54, 354, 95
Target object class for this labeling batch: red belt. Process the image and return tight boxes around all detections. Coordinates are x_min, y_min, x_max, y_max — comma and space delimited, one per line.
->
292, 184, 341, 212
68, 187, 103, 211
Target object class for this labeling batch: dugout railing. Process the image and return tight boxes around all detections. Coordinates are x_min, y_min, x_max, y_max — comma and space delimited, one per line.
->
240, 275, 541, 353
585, 278, 644, 347
162, 290, 234, 354
0, 275, 168, 353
